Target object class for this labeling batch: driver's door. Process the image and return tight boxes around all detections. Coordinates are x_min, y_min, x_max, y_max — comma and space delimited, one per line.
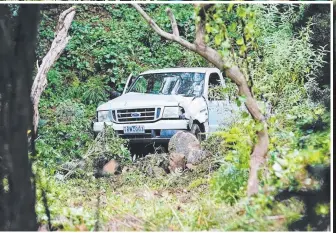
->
206, 72, 233, 133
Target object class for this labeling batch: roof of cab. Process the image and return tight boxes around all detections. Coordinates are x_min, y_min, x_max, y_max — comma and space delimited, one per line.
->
140, 67, 220, 75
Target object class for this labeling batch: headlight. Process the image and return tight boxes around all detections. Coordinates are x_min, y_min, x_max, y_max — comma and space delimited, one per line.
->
97, 111, 111, 122
162, 107, 182, 118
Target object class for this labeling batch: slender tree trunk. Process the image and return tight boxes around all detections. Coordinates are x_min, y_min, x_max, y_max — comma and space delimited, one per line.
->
132, 3, 269, 196
0, 5, 40, 230
31, 6, 76, 134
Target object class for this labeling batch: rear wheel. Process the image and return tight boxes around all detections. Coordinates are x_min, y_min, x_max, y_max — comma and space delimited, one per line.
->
191, 123, 205, 142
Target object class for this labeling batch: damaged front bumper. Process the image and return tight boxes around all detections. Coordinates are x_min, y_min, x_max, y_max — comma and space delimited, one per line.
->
93, 119, 189, 144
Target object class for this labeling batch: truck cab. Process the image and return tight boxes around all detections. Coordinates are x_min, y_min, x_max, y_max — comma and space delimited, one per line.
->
93, 67, 241, 145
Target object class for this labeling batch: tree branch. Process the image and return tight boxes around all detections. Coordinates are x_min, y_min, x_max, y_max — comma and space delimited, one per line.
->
133, 3, 269, 196
132, 3, 226, 69
165, 8, 179, 37
30, 6, 76, 133
194, 4, 212, 48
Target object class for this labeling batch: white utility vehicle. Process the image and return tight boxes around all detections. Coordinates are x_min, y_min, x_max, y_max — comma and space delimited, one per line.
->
93, 68, 241, 144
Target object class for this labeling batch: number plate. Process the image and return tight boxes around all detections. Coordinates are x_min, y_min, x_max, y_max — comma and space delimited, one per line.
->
123, 125, 145, 134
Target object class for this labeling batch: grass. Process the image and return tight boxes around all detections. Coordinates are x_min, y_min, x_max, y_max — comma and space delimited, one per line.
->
36, 155, 303, 231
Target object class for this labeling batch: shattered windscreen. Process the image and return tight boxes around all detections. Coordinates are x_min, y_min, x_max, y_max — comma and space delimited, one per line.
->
127, 72, 205, 97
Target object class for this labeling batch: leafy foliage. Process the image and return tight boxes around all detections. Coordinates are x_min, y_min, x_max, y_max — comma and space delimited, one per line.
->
36, 99, 92, 168
86, 125, 131, 167
204, 118, 257, 204
37, 4, 207, 169
33, 4, 330, 231
202, 4, 329, 114
81, 77, 111, 105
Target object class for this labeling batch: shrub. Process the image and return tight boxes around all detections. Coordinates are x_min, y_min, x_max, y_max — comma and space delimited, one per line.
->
204, 119, 257, 204
81, 77, 111, 105
210, 163, 249, 205
36, 100, 92, 167
85, 124, 131, 167
55, 100, 85, 123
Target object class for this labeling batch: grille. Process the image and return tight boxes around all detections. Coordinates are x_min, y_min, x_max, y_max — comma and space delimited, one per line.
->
116, 108, 156, 123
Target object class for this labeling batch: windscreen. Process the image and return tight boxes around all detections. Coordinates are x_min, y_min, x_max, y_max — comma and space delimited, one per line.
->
127, 72, 205, 97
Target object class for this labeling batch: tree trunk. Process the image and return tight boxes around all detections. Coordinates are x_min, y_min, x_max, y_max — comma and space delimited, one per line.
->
132, 4, 269, 196
31, 6, 76, 134
0, 5, 40, 230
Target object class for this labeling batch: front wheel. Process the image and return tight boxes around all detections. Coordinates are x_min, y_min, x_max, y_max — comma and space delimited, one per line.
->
191, 123, 205, 142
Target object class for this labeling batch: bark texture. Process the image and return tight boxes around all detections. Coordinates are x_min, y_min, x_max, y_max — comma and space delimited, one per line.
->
31, 6, 76, 133
0, 5, 40, 230
132, 3, 269, 196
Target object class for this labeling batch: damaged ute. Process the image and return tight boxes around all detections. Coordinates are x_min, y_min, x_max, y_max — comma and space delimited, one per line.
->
93, 67, 238, 144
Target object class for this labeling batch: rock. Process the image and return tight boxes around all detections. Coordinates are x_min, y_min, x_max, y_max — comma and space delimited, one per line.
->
102, 159, 119, 174
168, 131, 200, 155
168, 131, 208, 167
168, 152, 186, 172
186, 149, 208, 165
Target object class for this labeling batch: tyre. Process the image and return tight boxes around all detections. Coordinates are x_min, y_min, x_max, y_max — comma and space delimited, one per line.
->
191, 123, 205, 141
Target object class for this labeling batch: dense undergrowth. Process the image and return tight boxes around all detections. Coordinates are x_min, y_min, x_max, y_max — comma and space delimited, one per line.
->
35, 110, 329, 231
33, 4, 330, 231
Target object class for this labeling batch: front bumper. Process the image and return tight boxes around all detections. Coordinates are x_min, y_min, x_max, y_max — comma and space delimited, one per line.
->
93, 119, 188, 143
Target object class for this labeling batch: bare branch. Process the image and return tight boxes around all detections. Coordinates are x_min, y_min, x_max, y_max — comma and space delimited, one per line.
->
194, 4, 212, 47
132, 4, 175, 41
132, 3, 226, 69
165, 8, 179, 37
31, 7, 76, 133
55, 6, 76, 34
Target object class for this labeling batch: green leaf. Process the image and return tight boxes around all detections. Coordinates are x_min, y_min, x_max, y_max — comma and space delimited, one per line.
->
227, 4, 234, 13
237, 7, 247, 18
205, 23, 211, 33
215, 34, 222, 46
255, 122, 264, 132
228, 22, 237, 32
221, 49, 230, 58
242, 112, 249, 118
236, 98, 242, 107
219, 49, 230, 58
236, 37, 244, 46
238, 95, 247, 103
222, 40, 231, 49
239, 45, 247, 56
205, 34, 209, 43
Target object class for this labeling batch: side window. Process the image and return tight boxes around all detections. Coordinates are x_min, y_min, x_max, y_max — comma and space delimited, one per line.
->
209, 73, 221, 88
208, 73, 223, 101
